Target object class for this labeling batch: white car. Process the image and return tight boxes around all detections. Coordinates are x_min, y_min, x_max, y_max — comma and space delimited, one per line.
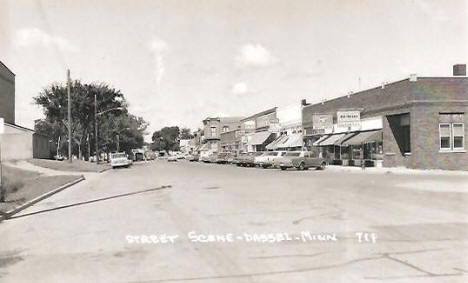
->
167, 155, 178, 162
254, 151, 288, 168
110, 152, 132, 168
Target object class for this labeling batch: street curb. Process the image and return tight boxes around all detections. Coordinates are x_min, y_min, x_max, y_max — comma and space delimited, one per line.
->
1, 175, 86, 221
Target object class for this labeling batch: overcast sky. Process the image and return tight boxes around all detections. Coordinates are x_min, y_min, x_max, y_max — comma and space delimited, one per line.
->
1, 0, 467, 140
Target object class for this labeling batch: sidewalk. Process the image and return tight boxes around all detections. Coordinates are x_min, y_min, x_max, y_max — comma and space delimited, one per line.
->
4, 160, 83, 176
325, 164, 468, 176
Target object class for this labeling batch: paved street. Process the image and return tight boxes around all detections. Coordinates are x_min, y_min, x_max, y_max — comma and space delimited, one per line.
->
1, 160, 468, 283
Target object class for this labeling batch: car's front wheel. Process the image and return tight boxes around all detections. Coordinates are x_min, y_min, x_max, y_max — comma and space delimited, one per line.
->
317, 162, 326, 170
280, 166, 286, 171
298, 162, 305, 171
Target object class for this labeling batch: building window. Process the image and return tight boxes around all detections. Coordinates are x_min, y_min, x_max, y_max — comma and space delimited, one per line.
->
222, 126, 229, 133
211, 126, 217, 137
439, 113, 465, 151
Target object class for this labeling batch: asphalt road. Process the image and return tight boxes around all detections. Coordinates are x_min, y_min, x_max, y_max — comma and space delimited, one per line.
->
1, 160, 468, 283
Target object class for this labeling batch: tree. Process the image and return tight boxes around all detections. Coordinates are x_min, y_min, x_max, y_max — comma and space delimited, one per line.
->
151, 126, 180, 152
34, 80, 147, 159
180, 127, 193, 139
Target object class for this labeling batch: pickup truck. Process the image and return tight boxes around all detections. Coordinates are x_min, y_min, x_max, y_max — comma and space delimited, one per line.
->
274, 151, 326, 170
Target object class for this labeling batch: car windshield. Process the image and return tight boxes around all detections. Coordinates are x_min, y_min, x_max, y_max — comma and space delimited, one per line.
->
267, 152, 278, 156
255, 152, 264, 156
285, 152, 300, 157
112, 153, 126, 158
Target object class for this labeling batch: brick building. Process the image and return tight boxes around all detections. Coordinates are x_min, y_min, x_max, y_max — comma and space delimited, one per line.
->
240, 108, 277, 152
302, 67, 468, 170
201, 117, 243, 152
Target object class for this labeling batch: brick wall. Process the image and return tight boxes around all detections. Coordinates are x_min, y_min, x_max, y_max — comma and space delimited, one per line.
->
0, 63, 15, 124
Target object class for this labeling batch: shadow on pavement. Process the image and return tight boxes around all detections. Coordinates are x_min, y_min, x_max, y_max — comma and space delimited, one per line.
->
7, 185, 172, 220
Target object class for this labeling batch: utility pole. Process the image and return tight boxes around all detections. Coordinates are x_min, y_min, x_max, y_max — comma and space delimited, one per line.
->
95, 93, 99, 164
67, 69, 72, 163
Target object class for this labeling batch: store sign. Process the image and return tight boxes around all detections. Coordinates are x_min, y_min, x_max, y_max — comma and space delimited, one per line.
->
337, 111, 361, 129
0, 118, 4, 134
312, 114, 333, 135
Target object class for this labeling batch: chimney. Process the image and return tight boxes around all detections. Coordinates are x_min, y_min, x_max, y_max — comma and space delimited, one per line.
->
453, 64, 466, 76
409, 74, 417, 82
301, 99, 308, 106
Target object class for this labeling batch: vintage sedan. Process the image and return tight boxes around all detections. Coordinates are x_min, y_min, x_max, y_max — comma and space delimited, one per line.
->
216, 152, 233, 164
110, 152, 132, 168
254, 151, 287, 168
274, 151, 326, 170
187, 153, 199, 162
237, 152, 264, 167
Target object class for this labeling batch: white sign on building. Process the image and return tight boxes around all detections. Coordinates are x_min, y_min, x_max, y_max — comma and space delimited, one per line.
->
337, 110, 361, 130
0, 118, 4, 134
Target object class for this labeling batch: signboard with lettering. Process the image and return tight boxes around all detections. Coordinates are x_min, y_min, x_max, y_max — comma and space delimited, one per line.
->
312, 114, 333, 135
337, 111, 361, 129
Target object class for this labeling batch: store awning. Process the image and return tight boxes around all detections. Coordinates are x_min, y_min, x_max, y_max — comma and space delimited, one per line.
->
312, 135, 331, 146
318, 134, 345, 146
248, 131, 273, 145
277, 133, 303, 148
342, 130, 382, 146
334, 133, 357, 145
266, 135, 285, 150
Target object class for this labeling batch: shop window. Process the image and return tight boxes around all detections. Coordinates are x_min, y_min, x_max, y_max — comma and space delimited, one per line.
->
387, 113, 411, 155
439, 113, 465, 151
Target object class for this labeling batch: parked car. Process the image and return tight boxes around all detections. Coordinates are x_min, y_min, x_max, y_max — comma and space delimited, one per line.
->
237, 152, 264, 167
208, 152, 219, 163
187, 153, 199, 162
216, 152, 234, 164
110, 152, 132, 168
167, 155, 178, 162
254, 151, 287, 168
274, 151, 326, 170
200, 151, 211, 162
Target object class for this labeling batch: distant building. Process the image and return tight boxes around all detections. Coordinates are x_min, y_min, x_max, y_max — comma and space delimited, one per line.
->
201, 117, 243, 152
0, 61, 15, 124
240, 107, 277, 152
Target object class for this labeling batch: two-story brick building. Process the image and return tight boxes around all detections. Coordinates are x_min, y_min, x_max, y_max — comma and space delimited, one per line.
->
302, 65, 468, 170
240, 107, 278, 152
201, 117, 243, 152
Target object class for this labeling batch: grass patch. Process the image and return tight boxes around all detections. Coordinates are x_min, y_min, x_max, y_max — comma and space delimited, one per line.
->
0, 165, 81, 213
28, 159, 110, 173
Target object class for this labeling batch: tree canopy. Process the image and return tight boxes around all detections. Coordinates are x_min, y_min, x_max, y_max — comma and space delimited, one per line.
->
151, 126, 180, 152
34, 80, 148, 159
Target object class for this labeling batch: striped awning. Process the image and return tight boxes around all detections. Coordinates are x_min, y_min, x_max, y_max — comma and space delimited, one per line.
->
266, 135, 285, 150
277, 134, 303, 148
248, 131, 273, 145
342, 130, 382, 146
312, 135, 331, 146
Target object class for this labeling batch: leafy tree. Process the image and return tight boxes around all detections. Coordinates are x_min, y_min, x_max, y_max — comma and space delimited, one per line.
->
180, 127, 193, 139
34, 80, 147, 159
151, 126, 180, 152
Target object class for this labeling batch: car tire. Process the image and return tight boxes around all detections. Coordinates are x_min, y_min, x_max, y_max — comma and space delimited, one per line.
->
298, 162, 305, 171
317, 162, 326, 170
280, 166, 286, 171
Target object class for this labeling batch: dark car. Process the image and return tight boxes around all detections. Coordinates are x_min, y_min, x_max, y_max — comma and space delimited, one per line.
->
237, 152, 264, 167
274, 151, 326, 170
188, 153, 199, 162
216, 152, 234, 164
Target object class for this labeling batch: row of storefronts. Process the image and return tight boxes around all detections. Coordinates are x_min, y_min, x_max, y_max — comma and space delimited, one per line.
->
192, 65, 468, 170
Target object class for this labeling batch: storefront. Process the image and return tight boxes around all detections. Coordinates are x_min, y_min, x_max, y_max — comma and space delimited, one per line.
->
302, 72, 468, 170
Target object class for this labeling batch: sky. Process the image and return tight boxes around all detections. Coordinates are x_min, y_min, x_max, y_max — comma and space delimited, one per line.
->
1, 0, 467, 141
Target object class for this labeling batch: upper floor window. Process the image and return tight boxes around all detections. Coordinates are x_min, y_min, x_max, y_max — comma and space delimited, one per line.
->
222, 126, 229, 133
211, 126, 217, 136
439, 113, 465, 152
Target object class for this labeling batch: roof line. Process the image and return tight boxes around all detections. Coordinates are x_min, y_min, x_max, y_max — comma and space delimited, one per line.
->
0, 60, 16, 76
